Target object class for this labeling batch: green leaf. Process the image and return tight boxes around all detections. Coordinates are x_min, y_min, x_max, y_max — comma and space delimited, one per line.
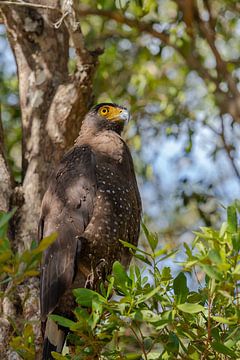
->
161, 266, 172, 281
177, 303, 205, 313
142, 222, 158, 251
135, 285, 161, 305
233, 263, 240, 275
112, 261, 131, 292
183, 242, 193, 258
51, 352, 68, 359
166, 332, 179, 354
49, 315, 76, 329
134, 253, 152, 265
212, 316, 237, 325
200, 264, 222, 281
106, 276, 114, 299
0, 208, 16, 229
227, 205, 238, 233
219, 222, 228, 237
232, 233, 240, 252
125, 354, 143, 360
0, 237, 11, 252
157, 249, 178, 262
119, 239, 150, 256
91, 298, 103, 329
173, 272, 189, 303
32, 233, 58, 254
22, 269, 39, 277
135, 310, 162, 323
0, 249, 12, 263
208, 250, 222, 264
73, 288, 105, 307
212, 341, 237, 358
187, 292, 203, 303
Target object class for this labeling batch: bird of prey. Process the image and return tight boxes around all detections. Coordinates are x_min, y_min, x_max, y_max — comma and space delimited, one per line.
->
39, 103, 141, 359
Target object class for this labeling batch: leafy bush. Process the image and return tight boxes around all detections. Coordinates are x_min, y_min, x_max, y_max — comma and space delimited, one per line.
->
51, 204, 240, 360
1, 204, 240, 359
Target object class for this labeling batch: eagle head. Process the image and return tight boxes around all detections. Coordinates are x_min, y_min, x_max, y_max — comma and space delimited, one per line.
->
86, 103, 130, 134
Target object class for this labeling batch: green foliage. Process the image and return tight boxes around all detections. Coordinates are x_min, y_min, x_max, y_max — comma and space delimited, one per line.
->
50, 204, 240, 359
9, 324, 36, 360
0, 210, 57, 290
1, 205, 240, 359
0, 210, 57, 359
0, 68, 21, 182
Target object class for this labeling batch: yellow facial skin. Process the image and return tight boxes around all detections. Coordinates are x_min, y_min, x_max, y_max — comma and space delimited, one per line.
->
98, 105, 129, 122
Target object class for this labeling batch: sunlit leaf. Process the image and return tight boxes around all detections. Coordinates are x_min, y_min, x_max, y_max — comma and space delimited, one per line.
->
211, 316, 237, 325
177, 303, 204, 313
112, 261, 132, 292
141, 222, 158, 252
32, 233, 58, 254
49, 315, 76, 329
212, 341, 237, 358
0, 208, 16, 229
227, 205, 238, 233
73, 288, 105, 307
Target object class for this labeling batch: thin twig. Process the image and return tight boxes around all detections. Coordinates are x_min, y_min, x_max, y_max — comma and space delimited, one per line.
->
201, 288, 212, 359
207, 293, 212, 344
195, 3, 240, 99
220, 116, 240, 181
130, 325, 148, 360
0, 0, 60, 11
206, 119, 240, 182
138, 325, 147, 352
57, 0, 91, 64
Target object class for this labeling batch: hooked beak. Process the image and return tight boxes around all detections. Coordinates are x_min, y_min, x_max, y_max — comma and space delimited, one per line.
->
119, 109, 130, 122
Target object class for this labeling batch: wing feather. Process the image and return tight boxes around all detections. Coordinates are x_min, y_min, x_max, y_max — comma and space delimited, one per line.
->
39, 145, 96, 320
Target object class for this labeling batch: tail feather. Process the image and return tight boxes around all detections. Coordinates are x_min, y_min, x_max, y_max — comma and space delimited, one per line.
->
42, 318, 67, 359
43, 338, 58, 360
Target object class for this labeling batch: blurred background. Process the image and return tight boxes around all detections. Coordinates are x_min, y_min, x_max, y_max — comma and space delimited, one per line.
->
1, 0, 240, 251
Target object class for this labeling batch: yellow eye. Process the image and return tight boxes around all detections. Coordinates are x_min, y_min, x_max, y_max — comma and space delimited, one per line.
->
100, 107, 109, 116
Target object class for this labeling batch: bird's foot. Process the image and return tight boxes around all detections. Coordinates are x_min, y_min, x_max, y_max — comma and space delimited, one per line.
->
85, 258, 108, 290
96, 258, 108, 279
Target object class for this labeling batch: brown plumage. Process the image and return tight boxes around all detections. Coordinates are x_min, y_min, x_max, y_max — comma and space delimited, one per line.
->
39, 103, 141, 358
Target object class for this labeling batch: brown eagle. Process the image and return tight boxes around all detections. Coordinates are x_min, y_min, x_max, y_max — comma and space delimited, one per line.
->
39, 103, 141, 358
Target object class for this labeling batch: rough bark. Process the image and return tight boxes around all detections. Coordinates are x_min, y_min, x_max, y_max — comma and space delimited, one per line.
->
0, 0, 98, 357
0, 107, 12, 212
0, 108, 15, 359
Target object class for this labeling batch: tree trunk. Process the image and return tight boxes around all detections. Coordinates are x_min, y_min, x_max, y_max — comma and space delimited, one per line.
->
0, 107, 12, 212
0, 1, 98, 357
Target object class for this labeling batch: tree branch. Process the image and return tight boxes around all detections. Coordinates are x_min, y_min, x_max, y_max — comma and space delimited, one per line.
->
78, 4, 240, 123
77, 4, 171, 46
55, 0, 89, 65
174, 0, 195, 37
0, 0, 59, 11
194, 4, 240, 100
77, 5, 218, 83
219, 116, 240, 181
206, 118, 240, 182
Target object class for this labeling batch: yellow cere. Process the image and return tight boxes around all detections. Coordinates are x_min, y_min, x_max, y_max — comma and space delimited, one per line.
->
98, 105, 124, 121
